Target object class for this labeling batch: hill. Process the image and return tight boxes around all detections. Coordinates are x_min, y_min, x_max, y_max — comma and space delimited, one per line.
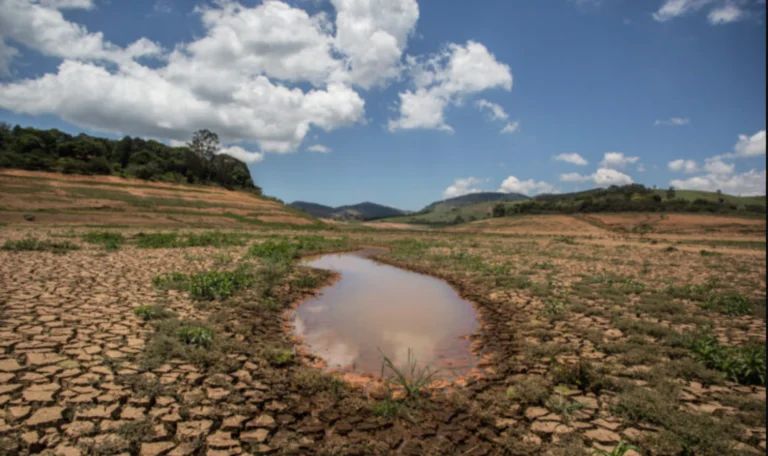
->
0, 170, 320, 227
290, 201, 406, 221
422, 192, 529, 212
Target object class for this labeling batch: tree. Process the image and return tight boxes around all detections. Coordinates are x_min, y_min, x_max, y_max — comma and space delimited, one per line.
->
453, 215, 465, 225
188, 129, 219, 162
666, 186, 676, 201
492, 203, 506, 218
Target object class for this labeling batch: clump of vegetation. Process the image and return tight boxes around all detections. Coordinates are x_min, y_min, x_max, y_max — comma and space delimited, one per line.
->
82, 230, 124, 251
177, 325, 215, 348
2, 237, 80, 253
187, 269, 253, 300
552, 236, 577, 245
699, 249, 722, 257
248, 240, 298, 262
133, 305, 175, 321
370, 397, 402, 418
506, 376, 552, 406
702, 293, 753, 316
549, 360, 608, 394
152, 272, 188, 289
137, 231, 245, 249
546, 389, 584, 424
264, 346, 294, 366
379, 348, 438, 402
540, 299, 567, 320
688, 333, 765, 385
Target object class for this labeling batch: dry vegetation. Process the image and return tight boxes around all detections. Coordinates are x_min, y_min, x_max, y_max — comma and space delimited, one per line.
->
0, 179, 765, 455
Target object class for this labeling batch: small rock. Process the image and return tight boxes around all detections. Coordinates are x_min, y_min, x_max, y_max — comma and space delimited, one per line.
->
585, 428, 621, 444
524, 407, 549, 420
26, 406, 64, 427
240, 429, 270, 444
140, 441, 176, 456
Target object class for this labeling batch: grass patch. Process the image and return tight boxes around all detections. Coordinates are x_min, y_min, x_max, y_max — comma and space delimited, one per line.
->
1, 237, 80, 253
133, 305, 175, 321
701, 293, 753, 316
379, 348, 438, 402
82, 230, 125, 250
506, 376, 552, 406
177, 325, 215, 348
187, 269, 253, 301
136, 231, 245, 249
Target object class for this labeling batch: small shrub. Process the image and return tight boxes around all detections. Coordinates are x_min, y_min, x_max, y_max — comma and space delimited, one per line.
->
187, 269, 253, 300
546, 390, 584, 424
550, 360, 607, 394
133, 305, 175, 321
177, 325, 215, 348
689, 333, 765, 385
541, 299, 567, 320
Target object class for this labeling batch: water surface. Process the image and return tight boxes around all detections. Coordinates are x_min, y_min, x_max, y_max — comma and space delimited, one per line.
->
293, 249, 479, 378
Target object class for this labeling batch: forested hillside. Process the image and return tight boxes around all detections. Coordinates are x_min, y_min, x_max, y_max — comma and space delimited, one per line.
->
0, 125, 258, 192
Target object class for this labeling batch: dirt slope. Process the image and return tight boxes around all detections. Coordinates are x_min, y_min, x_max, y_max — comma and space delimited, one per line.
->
0, 170, 318, 227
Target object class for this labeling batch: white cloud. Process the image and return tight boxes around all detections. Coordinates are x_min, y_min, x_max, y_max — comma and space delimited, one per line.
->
708, 3, 745, 24
443, 177, 486, 199
670, 169, 766, 195
500, 121, 520, 134
498, 176, 556, 195
733, 130, 766, 157
218, 145, 264, 164
599, 152, 639, 169
475, 99, 508, 120
331, 0, 419, 88
554, 153, 588, 166
653, 0, 716, 22
308, 144, 331, 153
655, 117, 690, 126
389, 41, 512, 132
39, 0, 94, 9
559, 168, 634, 186
668, 159, 699, 173
703, 156, 735, 175
636, 164, 646, 172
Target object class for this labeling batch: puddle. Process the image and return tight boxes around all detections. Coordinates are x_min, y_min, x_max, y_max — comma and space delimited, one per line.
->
291, 249, 480, 379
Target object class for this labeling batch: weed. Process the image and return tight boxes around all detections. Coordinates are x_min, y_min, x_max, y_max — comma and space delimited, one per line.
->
136, 232, 179, 248
370, 397, 402, 418
702, 293, 753, 316
177, 325, 215, 348
590, 440, 638, 456
540, 299, 567, 320
549, 360, 607, 394
82, 230, 124, 250
2, 237, 79, 253
152, 272, 188, 290
506, 376, 552, 406
379, 348, 438, 401
264, 346, 294, 366
133, 305, 175, 321
546, 390, 584, 424
187, 269, 253, 300
688, 333, 766, 385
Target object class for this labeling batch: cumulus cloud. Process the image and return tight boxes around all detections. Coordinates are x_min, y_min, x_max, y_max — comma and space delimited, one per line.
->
668, 159, 699, 173
307, 144, 331, 153
599, 152, 639, 169
559, 168, 633, 186
218, 145, 264, 163
670, 169, 765, 196
653, 0, 752, 25
655, 117, 690, 126
554, 153, 588, 166
475, 99, 508, 120
703, 156, 735, 175
733, 130, 766, 157
498, 176, 556, 196
389, 41, 512, 132
442, 177, 486, 199
500, 121, 520, 134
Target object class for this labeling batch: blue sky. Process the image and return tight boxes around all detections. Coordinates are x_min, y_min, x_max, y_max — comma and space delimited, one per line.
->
0, 0, 765, 210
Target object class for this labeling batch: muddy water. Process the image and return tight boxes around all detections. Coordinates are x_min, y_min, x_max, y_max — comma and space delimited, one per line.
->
293, 249, 479, 378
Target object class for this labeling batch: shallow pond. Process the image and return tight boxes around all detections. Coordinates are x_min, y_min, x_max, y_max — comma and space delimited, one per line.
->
292, 249, 479, 378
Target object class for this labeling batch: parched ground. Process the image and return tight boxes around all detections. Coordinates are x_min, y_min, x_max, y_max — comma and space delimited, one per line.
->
0, 221, 765, 455
445, 215, 607, 237
0, 171, 316, 227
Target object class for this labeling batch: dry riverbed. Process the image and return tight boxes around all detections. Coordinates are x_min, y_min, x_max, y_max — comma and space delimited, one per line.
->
0, 225, 765, 455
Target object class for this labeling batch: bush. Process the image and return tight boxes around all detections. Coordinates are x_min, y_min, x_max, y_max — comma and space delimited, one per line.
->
689, 334, 765, 385
177, 325, 215, 348
187, 269, 253, 301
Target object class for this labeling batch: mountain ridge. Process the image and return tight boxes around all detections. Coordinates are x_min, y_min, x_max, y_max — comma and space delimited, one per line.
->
290, 201, 407, 221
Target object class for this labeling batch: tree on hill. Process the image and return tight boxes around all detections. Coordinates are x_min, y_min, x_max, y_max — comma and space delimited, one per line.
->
492, 203, 506, 217
0, 125, 258, 192
666, 186, 676, 200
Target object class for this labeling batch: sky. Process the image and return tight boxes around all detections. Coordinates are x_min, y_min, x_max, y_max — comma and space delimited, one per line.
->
0, 0, 765, 211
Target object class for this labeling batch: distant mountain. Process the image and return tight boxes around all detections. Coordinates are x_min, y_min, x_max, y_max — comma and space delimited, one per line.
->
289, 201, 407, 221
422, 192, 529, 213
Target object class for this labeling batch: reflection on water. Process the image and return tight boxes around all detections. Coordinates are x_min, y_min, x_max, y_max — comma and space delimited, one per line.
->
293, 249, 479, 377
